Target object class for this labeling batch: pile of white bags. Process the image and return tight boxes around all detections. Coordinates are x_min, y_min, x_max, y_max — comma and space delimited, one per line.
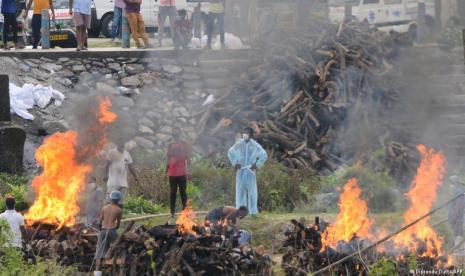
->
9, 83, 65, 120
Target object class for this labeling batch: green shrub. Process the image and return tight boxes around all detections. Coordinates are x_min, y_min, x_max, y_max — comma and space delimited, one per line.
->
0, 220, 76, 275
124, 195, 167, 215
318, 165, 400, 213
129, 152, 321, 212
0, 174, 29, 212
369, 257, 397, 275
257, 160, 320, 212
189, 157, 235, 210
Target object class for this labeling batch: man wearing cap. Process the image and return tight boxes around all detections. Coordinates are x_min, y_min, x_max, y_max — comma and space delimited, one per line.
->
227, 127, 267, 217
448, 175, 465, 245
0, 196, 26, 248
95, 190, 122, 271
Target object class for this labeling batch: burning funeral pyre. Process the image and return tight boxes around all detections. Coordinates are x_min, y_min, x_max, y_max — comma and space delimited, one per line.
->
26, 207, 273, 275
281, 145, 455, 275
20, 97, 271, 274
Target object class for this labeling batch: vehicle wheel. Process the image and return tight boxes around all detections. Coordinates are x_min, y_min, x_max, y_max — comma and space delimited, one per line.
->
100, 13, 114, 38
88, 24, 101, 38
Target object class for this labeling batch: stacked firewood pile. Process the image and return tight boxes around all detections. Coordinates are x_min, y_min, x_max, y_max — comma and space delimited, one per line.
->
26, 222, 273, 275
196, 19, 405, 172
280, 218, 370, 276
280, 218, 454, 276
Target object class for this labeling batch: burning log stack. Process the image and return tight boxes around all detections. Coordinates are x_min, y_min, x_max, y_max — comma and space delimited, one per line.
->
281, 217, 455, 276
281, 147, 457, 275
25, 222, 273, 275
196, 19, 405, 172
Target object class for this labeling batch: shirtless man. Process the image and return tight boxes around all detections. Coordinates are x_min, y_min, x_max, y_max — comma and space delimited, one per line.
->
205, 205, 248, 234
94, 190, 123, 271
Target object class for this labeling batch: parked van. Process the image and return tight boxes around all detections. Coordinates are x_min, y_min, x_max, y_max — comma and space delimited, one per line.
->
328, 0, 436, 34
94, 0, 209, 38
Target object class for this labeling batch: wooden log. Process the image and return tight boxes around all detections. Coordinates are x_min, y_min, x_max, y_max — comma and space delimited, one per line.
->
106, 221, 135, 259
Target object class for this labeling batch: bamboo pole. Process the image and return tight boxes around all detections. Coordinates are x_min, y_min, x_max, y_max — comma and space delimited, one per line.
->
310, 192, 465, 276
121, 211, 209, 223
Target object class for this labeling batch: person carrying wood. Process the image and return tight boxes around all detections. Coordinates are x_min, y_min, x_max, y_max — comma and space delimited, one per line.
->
227, 127, 267, 217
94, 190, 123, 272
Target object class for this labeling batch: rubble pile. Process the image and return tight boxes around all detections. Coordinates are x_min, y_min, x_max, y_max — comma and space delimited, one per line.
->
196, 20, 406, 172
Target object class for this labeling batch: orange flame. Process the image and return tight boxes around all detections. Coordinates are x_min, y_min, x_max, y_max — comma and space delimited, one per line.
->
97, 97, 117, 124
391, 145, 446, 258
176, 202, 197, 235
24, 132, 92, 228
322, 178, 373, 249
25, 97, 117, 228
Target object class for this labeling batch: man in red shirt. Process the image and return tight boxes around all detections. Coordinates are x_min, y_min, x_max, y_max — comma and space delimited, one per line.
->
166, 130, 190, 218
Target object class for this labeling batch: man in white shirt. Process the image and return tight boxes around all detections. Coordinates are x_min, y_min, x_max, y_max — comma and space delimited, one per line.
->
104, 141, 139, 202
0, 196, 25, 248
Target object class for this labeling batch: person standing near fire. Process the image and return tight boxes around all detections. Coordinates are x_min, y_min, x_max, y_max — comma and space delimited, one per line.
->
104, 141, 139, 202
94, 190, 122, 272
0, 195, 26, 248
86, 176, 104, 228
24, 0, 55, 49
165, 130, 191, 218
227, 127, 267, 217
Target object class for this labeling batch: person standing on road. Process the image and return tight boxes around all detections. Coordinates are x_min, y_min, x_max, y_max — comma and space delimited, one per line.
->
228, 127, 267, 217
69, 0, 92, 51
24, 0, 55, 49
123, 0, 153, 49
157, 0, 176, 47
110, 0, 124, 41
2, 0, 22, 50
104, 141, 139, 202
206, 0, 225, 49
166, 130, 191, 218
172, 9, 192, 50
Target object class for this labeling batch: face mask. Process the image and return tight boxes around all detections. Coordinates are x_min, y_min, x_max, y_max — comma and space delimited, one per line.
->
242, 133, 250, 141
